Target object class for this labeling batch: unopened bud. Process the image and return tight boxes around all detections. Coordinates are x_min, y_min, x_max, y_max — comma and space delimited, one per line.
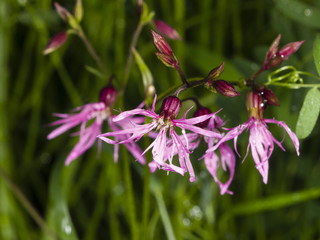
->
154, 20, 182, 40
207, 62, 224, 80
73, 0, 83, 23
277, 40, 305, 60
99, 86, 117, 107
43, 31, 67, 55
54, 2, 71, 22
194, 107, 211, 128
155, 53, 179, 68
264, 34, 281, 67
263, 34, 304, 70
151, 30, 173, 55
212, 80, 240, 97
257, 85, 280, 107
160, 96, 181, 119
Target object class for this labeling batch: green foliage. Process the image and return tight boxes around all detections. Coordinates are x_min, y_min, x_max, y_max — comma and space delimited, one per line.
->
313, 34, 320, 76
296, 88, 320, 139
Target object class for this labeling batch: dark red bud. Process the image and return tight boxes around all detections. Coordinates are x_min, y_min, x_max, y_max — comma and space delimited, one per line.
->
213, 80, 240, 97
160, 96, 182, 119
194, 107, 212, 128
154, 20, 182, 40
99, 86, 117, 107
151, 30, 173, 56
43, 31, 68, 55
277, 40, 305, 60
257, 86, 280, 107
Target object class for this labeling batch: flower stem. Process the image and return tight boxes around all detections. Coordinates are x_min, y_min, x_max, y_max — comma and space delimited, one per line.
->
0, 166, 58, 240
153, 189, 176, 240
78, 29, 107, 75
120, 22, 144, 95
122, 148, 139, 240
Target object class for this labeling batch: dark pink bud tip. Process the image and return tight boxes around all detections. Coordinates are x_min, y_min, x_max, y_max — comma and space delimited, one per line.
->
154, 20, 182, 40
277, 40, 305, 60
194, 107, 212, 128
160, 96, 182, 119
99, 86, 117, 107
213, 80, 240, 97
43, 31, 67, 55
258, 86, 280, 107
54, 2, 71, 22
151, 30, 173, 56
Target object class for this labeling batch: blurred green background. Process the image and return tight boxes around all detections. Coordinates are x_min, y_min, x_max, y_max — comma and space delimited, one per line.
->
1, 0, 320, 239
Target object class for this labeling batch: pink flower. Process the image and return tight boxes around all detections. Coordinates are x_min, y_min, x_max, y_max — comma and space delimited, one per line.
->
205, 91, 299, 184
98, 95, 222, 182
194, 107, 236, 195
47, 86, 145, 165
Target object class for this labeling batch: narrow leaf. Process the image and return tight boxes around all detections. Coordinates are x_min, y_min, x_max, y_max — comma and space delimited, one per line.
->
42, 159, 78, 240
133, 48, 155, 105
296, 88, 320, 139
313, 34, 320, 76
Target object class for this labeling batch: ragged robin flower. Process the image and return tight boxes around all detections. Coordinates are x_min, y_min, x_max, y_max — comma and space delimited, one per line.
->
47, 85, 145, 165
98, 95, 222, 182
205, 90, 299, 184
194, 107, 236, 195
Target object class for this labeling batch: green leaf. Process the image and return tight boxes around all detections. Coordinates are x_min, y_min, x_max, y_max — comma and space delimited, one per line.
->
275, 0, 320, 28
296, 88, 320, 139
313, 34, 320, 76
133, 48, 155, 105
42, 159, 78, 240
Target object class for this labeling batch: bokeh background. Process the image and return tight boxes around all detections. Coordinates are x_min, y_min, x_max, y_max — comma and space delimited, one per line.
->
1, 0, 320, 239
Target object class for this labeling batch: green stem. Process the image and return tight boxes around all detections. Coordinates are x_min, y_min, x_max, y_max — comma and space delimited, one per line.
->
78, 29, 107, 75
266, 82, 320, 88
122, 148, 139, 240
120, 22, 144, 95
154, 190, 176, 240
0, 166, 58, 240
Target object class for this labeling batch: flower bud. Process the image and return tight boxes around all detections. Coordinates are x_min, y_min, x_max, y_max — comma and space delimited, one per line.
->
257, 85, 280, 107
207, 63, 224, 80
99, 86, 117, 107
212, 80, 240, 97
246, 91, 264, 120
160, 96, 182, 119
194, 107, 211, 128
153, 20, 182, 40
151, 30, 172, 55
73, 0, 83, 23
43, 31, 67, 55
263, 34, 281, 68
262, 34, 304, 70
155, 53, 178, 68
277, 40, 305, 60
54, 2, 71, 22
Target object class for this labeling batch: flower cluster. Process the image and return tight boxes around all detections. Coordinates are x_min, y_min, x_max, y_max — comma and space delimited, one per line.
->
48, 85, 145, 165
46, 3, 303, 195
